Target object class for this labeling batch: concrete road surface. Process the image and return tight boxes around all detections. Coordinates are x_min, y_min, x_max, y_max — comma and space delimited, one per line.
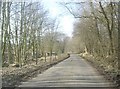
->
19, 54, 116, 88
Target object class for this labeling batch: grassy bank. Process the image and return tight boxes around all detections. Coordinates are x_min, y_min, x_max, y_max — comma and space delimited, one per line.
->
79, 53, 120, 88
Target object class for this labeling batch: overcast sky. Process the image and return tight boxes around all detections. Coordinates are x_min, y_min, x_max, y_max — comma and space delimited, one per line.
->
42, 0, 75, 37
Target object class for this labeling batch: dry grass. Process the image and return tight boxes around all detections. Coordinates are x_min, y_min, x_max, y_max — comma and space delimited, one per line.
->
79, 53, 120, 87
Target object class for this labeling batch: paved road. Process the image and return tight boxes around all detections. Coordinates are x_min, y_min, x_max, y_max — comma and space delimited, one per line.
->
19, 54, 116, 88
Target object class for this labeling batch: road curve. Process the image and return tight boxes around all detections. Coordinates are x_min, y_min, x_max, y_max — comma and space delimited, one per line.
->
19, 54, 116, 88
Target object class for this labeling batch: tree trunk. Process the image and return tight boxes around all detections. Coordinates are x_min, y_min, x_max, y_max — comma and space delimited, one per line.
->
99, 2, 114, 55
118, 1, 120, 70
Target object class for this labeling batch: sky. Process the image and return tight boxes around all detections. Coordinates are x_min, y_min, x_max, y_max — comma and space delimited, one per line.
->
42, 0, 75, 37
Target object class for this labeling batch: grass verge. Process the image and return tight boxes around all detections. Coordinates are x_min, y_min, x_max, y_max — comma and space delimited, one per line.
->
79, 53, 120, 89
